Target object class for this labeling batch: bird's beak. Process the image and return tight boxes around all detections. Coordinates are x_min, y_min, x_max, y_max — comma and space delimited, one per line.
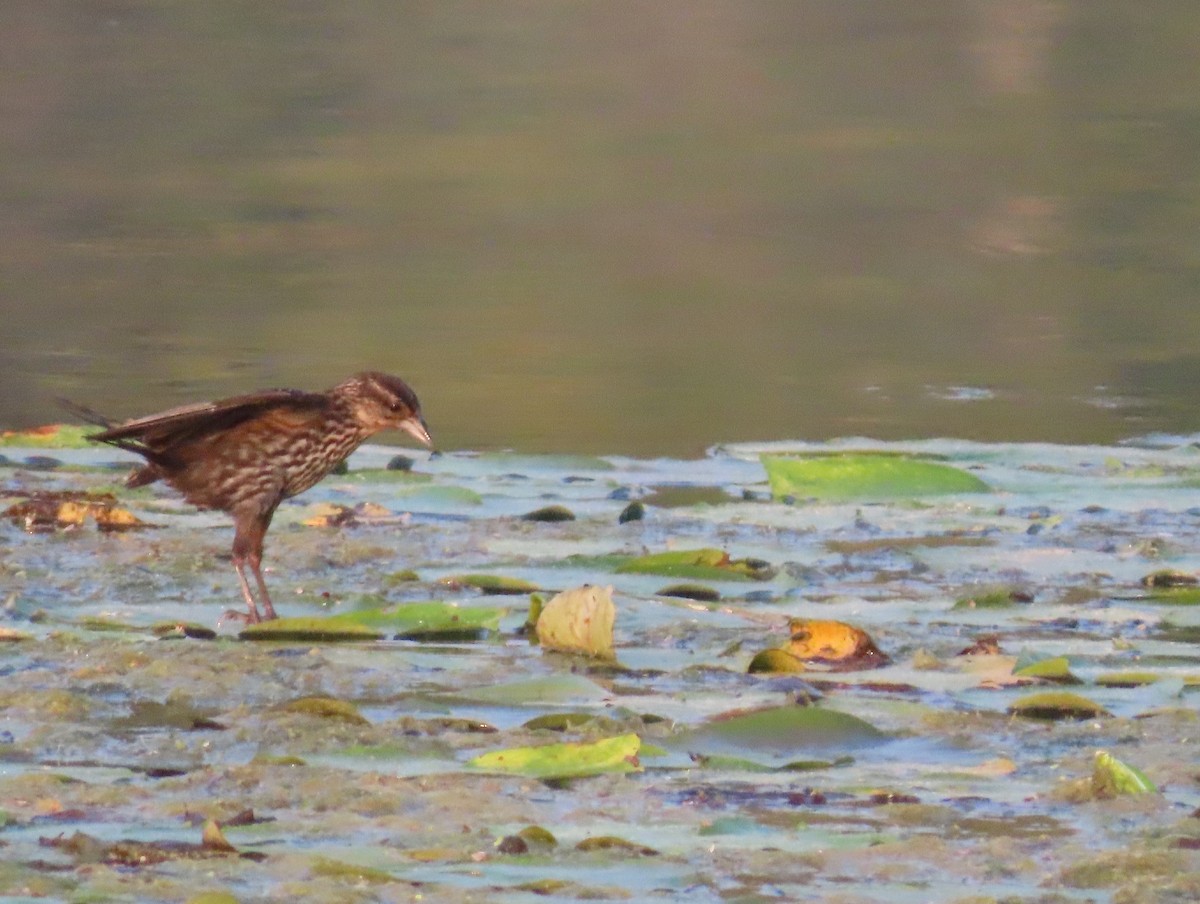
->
399, 416, 433, 448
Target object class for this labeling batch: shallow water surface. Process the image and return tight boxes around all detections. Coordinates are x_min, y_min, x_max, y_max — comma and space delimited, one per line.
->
2, 434, 1199, 901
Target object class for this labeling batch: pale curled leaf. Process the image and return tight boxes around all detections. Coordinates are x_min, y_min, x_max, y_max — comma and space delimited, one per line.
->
536, 584, 616, 660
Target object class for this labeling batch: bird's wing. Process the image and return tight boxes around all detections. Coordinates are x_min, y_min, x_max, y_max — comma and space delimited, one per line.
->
88, 389, 330, 454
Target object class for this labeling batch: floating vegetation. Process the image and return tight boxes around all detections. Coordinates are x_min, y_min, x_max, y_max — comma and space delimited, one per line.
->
762, 452, 990, 500
5, 434, 1200, 902
1007, 692, 1111, 721
3, 490, 150, 532
468, 733, 642, 780
615, 548, 775, 581
438, 574, 541, 594
522, 504, 576, 522
534, 584, 615, 659
1013, 656, 1082, 684
1092, 750, 1158, 797
785, 619, 889, 670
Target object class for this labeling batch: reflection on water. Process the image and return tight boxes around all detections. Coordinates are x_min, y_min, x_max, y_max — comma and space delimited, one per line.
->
3, 2, 1200, 455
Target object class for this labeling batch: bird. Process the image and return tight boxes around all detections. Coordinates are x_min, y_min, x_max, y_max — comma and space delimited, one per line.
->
62, 372, 431, 623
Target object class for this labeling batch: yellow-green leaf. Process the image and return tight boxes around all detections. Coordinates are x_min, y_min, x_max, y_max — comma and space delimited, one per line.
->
469, 733, 642, 780
1093, 750, 1157, 795
763, 453, 990, 501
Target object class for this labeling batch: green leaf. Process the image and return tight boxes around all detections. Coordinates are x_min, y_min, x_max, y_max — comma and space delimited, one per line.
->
468, 732, 642, 779
615, 548, 773, 581
763, 454, 990, 501
239, 602, 506, 642
1142, 587, 1200, 605
672, 705, 884, 763
336, 601, 507, 639
453, 674, 610, 706
239, 618, 385, 642
1013, 656, 1081, 684
439, 574, 540, 594
746, 649, 808, 674
1007, 692, 1110, 720
1094, 671, 1161, 688
1093, 750, 1157, 795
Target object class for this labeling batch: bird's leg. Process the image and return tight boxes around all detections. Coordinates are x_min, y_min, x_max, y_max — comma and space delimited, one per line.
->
231, 556, 262, 623
229, 511, 272, 623
248, 552, 277, 620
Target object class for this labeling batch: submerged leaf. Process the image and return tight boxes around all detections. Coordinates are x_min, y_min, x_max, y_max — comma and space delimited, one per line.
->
310, 856, 397, 884
575, 835, 658, 856
454, 674, 610, 706
279, 696, 370, 725
763, 453, 990, 501
468, 733, 642, 779
536, 585, 616, 660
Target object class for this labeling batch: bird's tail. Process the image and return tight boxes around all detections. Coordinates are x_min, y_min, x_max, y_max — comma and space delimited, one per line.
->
56, 398, 115, 430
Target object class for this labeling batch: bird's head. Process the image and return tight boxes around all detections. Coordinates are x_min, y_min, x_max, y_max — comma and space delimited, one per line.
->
339, 372, 432, 447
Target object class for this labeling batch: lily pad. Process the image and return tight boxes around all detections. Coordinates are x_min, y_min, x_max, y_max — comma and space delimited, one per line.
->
522, 504, 576, 522
763, 453, 990, 501
453, 674, 611, 706
1094, 671, 1161, 688
535, 585, 616, 659
339, 600, 508, 639
615, 548, 773, 581
439, 574, 540, 595
575, 835, 658, 856
1142, 587, 1200, 605
1141, 569, 1198, 588
747, 648, 808, 674
279, 696, 370, 725
239, 618, 385, 642
657, 583, 721, 602
468, 732, 642, 780
1013, 656, 1082, 684
672, 704, 885, 763
953, 588, 1030, 610
1007, 692, 1110, 720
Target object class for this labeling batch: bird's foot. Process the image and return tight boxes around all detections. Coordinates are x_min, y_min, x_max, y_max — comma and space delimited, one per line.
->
218, 608, 260, 627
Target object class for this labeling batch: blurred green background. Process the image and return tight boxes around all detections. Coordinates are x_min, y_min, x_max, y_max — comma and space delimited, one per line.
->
4, 1, 1200, 456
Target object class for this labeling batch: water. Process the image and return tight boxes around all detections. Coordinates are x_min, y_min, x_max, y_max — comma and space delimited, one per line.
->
4, 2, 1200, 456
3, 433, 1199, 900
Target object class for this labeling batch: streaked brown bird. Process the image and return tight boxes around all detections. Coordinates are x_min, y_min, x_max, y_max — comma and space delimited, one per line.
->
64, 372, 431, 623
